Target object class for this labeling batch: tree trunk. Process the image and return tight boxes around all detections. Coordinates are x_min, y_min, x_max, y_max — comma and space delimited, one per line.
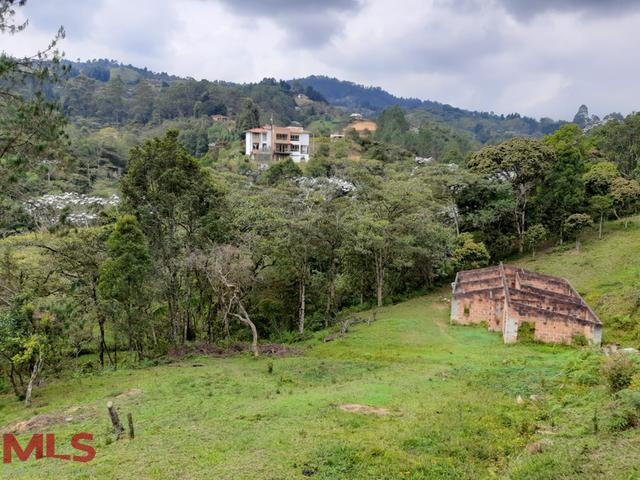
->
599, 213, 603, 239
99, 319, 106, 368
324, 277, 335, 328
25, 355, 43, 408
298, 280, 306, 334
451, 204, 460, 237
168, 296, 177, 346
375, 251, 384, 307
7, 362, 23, 399
234, 302, 259, 357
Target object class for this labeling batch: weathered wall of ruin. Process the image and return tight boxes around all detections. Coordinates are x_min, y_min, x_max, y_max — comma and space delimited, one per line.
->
451, 265, 602, 345
509, 305, 598, 344
451, 287, 504, 326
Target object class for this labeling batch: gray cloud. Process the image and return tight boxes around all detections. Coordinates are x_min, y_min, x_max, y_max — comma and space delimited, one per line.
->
454, 0, 640, 21
23, 1, 94, 39
216, 0, 362, 46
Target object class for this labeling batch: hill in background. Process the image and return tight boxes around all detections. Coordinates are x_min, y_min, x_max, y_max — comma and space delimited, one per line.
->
291, 75, 568, 142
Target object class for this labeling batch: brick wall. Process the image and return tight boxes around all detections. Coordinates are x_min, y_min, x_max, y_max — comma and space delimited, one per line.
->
451, 264, 602, 345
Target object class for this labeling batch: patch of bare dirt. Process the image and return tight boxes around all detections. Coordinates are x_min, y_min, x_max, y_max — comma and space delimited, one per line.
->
337, 404, 390, 416
115, 388, 143, 399
1, 406, 93, 434
526, 439, 552, 455
170, 342, 301, 358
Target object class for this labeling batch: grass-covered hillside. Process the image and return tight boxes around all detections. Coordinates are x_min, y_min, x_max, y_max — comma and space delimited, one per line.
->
2, 286, 640, 478
517, 215, 640, 347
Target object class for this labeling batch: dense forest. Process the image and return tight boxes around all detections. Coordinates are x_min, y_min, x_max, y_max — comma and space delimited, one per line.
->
2, 0, 640, 408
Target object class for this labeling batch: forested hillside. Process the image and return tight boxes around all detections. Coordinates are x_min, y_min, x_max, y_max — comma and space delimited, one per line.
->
292, 75, 568, 142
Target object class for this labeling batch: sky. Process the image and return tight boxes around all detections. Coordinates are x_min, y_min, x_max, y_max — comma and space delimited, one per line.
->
1, 0, 639, 120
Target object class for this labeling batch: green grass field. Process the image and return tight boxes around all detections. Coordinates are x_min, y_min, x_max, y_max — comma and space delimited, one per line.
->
2, 218, 640, 479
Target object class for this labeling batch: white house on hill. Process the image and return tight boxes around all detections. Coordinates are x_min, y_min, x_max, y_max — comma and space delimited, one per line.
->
245, 125, 310, 162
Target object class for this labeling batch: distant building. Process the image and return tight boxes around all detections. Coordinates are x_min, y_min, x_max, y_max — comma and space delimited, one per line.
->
245, 125, 310, 162
349, 112, 363, 120
211, 114, 230, 123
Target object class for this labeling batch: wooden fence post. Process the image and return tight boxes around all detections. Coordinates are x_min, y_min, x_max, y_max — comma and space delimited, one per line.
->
107, 401, 124, 438
127, 413, 135, 439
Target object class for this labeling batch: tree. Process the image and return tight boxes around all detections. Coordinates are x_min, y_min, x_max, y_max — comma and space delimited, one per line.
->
591, 112, 640, 177
121, 130, 226, 346
194, 245, 260, 357
0, 1, 68, 232
524, 224, 548, 257
583, 161, 620, 196
537, 124, 588, 241
235, 99, 260, 136
564, 213, 593, 251
263, 158, 302, 185
452, 233, 490, 271
98, 216, 152, 361
343, 176, 433, 306
61, 74, 97, 117
95, 77, 126, 122
589, 195, 613, 239
610, 177, 640, 228
375, 106, 409, 144
38, 228, 111, 367
467, 138, 554, 253
0, 249, 68, 406
131, 80, 155, 124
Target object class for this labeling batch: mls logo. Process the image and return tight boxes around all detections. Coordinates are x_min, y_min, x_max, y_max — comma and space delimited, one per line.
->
3, 433, 96, 464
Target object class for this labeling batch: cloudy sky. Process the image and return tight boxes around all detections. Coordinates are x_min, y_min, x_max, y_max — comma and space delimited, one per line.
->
2, 0, 639, 120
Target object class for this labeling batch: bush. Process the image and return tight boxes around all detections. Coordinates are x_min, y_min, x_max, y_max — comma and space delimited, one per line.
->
518, 322, 536, 343
603, 353, 638, 393
607, 389, 640, 432
571, 333, 588, 347
564, 350, 601, 385
630, 372, 640, 391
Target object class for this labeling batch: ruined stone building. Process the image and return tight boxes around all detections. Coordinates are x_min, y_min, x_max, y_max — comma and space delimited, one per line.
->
450, 264, 602, 345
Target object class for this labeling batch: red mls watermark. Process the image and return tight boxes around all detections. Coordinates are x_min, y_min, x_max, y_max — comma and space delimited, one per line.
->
3, 433, 95, 464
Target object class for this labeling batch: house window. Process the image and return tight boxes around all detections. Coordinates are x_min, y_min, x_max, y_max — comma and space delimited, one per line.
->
261, 133, 267, 140
290, 134, 299, 141
290, 144, 299, 152
276, 133, 288, 140
301, 145, 308, 154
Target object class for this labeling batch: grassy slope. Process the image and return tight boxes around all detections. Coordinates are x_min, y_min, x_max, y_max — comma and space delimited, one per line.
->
2, 217, 640, 479
1, 295, 638, 479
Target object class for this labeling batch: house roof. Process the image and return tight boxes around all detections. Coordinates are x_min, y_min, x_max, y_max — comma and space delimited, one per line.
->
247, 125, 309, 134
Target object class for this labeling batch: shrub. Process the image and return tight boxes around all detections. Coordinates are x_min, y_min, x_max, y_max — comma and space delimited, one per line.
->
607, 389, 640, 432
564, 350, 601, 386
518, 322, 536, 343
630, 373, 640, 391
603, 353, 638, 393
571, 333, 588, 347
